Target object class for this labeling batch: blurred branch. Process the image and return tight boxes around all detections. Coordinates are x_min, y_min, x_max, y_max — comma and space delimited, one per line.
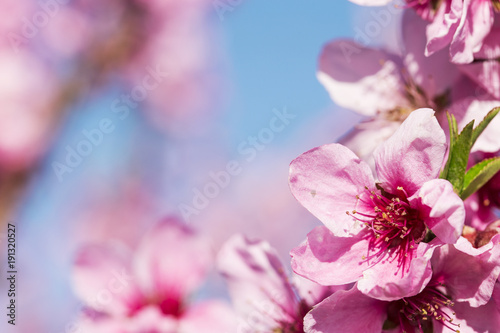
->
0, 2, 148, 228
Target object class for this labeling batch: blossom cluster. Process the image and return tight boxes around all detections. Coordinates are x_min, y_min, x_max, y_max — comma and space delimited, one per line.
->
67, 1, 500, 333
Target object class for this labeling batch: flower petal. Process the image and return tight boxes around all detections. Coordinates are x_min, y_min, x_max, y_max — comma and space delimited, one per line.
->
290, 226, 372, 286
357, 243, 435, 301
338, 118, 400, 171
289, 143, 376, 236
402, 10, 460, 98
179, 300, 237, 333
433, 241, 500, 307
72, 244, 141, 316
133, 217, 212, 302
318, 40, 407, 116
217, 234, 298, 331
450, 97, 500, 153
449, 0, 494, 64
459, 60, 500, 100
374, 108, 446, 196
411, 179, 465, 244
292, 274, 345, 308
425, 0, 463, 56
304, 286, 387, 333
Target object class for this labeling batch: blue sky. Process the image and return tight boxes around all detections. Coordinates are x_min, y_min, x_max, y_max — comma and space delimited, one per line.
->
217, 0, 358, 138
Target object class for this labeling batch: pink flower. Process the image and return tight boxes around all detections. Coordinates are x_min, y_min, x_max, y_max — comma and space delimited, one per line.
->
304, 240, 500, 333
0, 50, 57, 171
458, 21, 500, 99
71, 218, 235, 332
318, 10, 462, 164
289, 109, 465, 299
415, 0, 496, 64
217, 234, 340, 333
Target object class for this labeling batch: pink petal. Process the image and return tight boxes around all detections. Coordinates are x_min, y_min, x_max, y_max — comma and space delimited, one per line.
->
179, 300, 237, 333
304, 287, 387, 333
72, 244, 142, 316
290, 226, 372, 286
133, 217, 212, 303
402, 10, 461, 98
292, 274, 346, 308
217, 234, 298, 331
357, 243, 435, 301
450, 97, 500, 153
77, 306, 180, 333
437, 295, 500, 333
318, 40, 407, 116
425, 0, 463, 56
289, 143, 376, 236
459, 60, 500, 100
410, 179, 465, 244
338, 118, 400, 171
374, 108, 446, 196
449, 0, 494, 64
433, 241, 500, 307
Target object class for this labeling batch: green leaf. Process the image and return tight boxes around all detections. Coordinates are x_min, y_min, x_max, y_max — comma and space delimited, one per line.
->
440, 112, 458, 179
444, 120, 474, 193
461, 157, 500, 200
471, 106, 500, 147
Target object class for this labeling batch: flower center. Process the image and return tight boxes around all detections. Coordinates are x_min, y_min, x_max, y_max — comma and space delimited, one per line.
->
386, 280, 460, 333
348, 186, 426, 271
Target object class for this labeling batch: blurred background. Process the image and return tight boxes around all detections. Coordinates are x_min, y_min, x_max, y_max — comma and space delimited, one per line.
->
0, 1, 402, 331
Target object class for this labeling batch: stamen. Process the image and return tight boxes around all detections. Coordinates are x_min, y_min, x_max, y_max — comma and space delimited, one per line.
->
354, 186, 426, 273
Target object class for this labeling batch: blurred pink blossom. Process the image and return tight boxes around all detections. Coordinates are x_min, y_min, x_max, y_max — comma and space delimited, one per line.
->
72, 218, 235, 332
217, 234, 339, 333
0, 50, 57, 171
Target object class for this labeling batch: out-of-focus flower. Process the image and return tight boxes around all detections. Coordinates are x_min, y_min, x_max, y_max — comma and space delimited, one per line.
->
352, 0, 499, 64
304, 240, 500, 333
319, 11, 463, 164
458, 21, 500, 99
72, 218, 235, 332
0, 50, 57, 171
289, 109, 465, 299
420, 0, 497, 64
217, 234, 339, 333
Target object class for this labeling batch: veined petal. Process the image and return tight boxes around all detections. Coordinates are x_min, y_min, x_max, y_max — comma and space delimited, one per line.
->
432, 241, 500, 307
72, 244, 141, 316
289, 143, 376, 236
304, 287, 387, 333
290, 226, 372, 286
357, 243, 435, 301
217, 235, 298, 331
411, 179, 465, 244
374, 108, 446, 196
318, 40, 407, 116
133, 217, 212, 303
